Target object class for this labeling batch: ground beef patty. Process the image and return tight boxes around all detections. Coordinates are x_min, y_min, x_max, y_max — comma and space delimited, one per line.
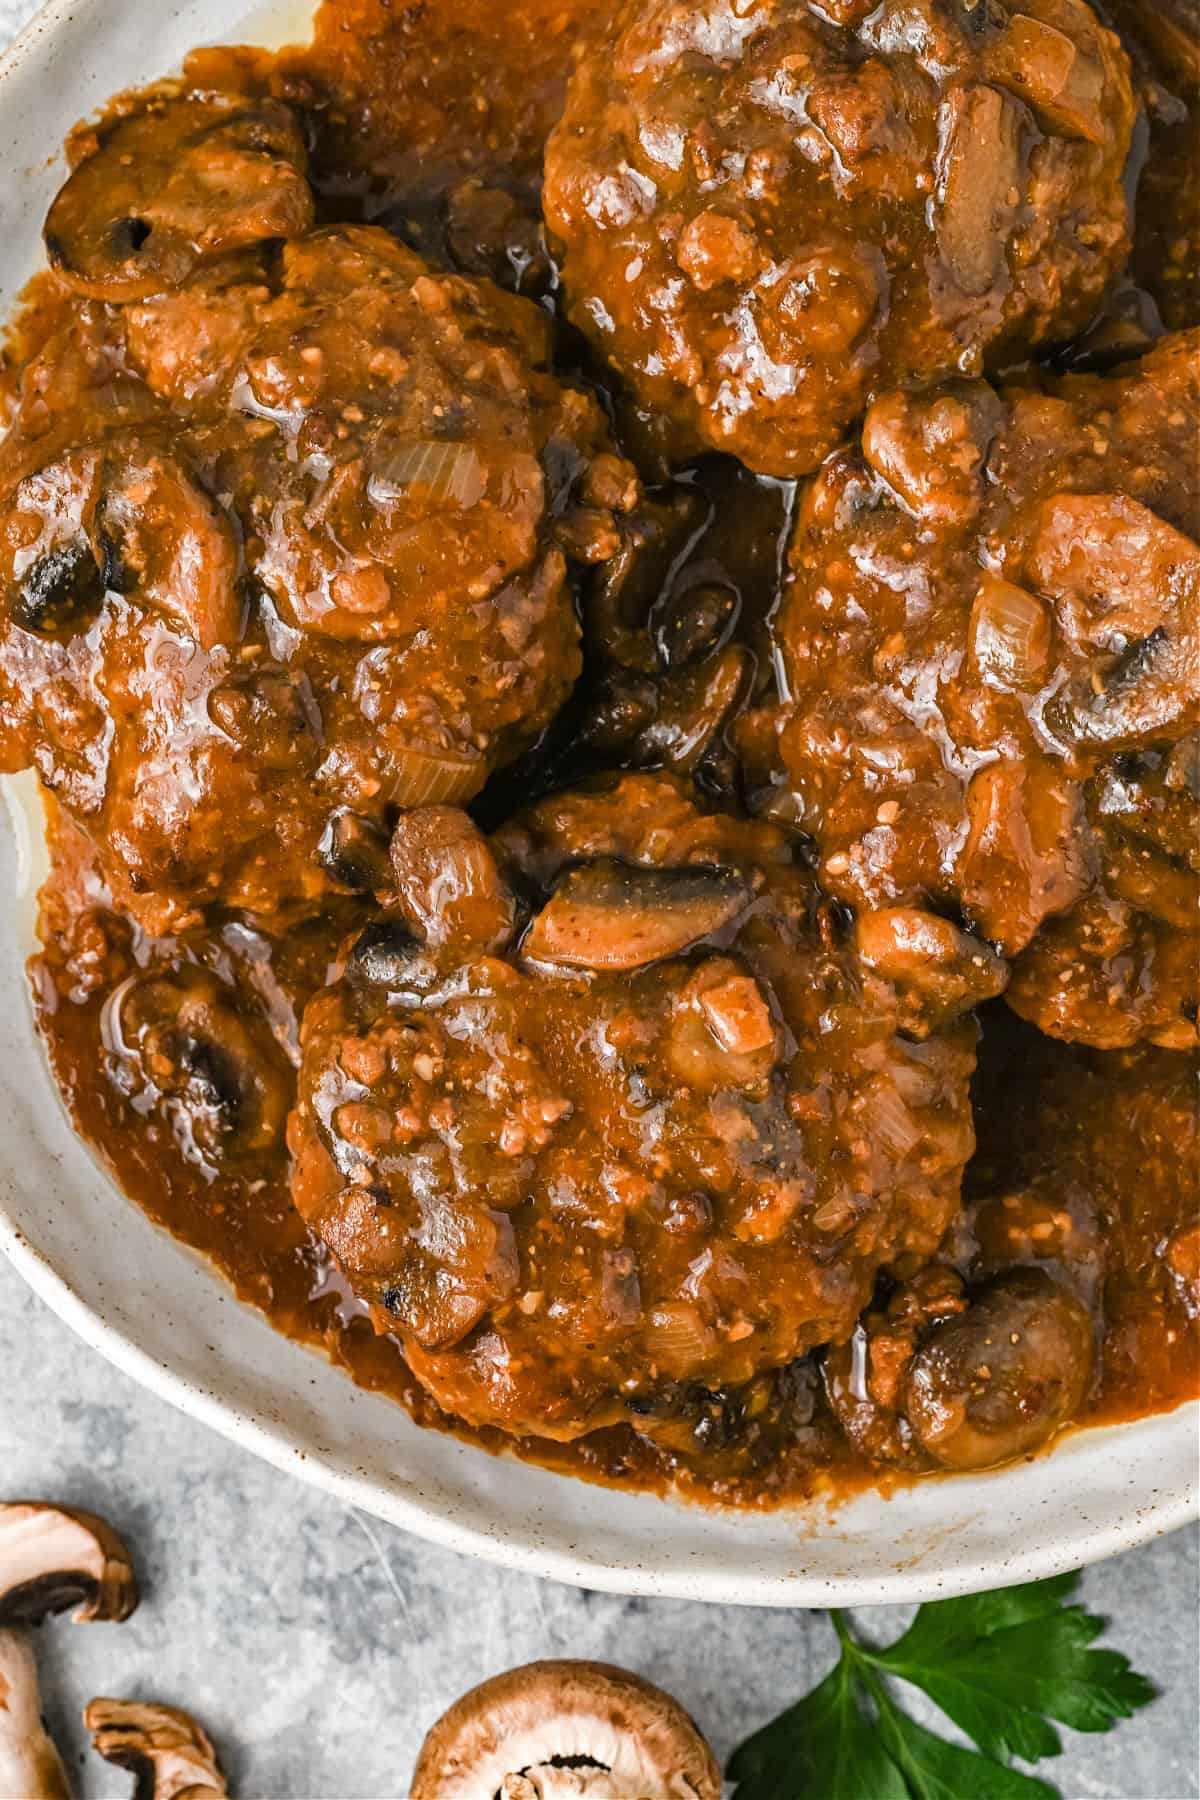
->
544, 0, 1134, 476
289, 774, 984, 1443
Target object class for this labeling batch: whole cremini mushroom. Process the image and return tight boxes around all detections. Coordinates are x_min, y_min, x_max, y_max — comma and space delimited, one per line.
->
411, 1660, 721, 1799
0, 1502, 139, 1800
85, 1698, 229, 1800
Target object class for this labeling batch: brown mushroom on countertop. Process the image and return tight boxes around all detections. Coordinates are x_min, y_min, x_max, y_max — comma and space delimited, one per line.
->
85, 1699, 229, 1800
0, 1502, 140, 1800
0, 1629, 71, 1800
411, 1660, 720, 1800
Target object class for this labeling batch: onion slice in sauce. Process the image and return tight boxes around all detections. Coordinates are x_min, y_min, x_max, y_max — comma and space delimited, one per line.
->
388, 743, 487, 807
367, 441, 486, 510
969, 571, 1051, 687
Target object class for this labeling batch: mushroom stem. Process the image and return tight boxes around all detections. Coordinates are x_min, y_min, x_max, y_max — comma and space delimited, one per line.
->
85, 1698, 229, 1800
0, 1626, 72, 1800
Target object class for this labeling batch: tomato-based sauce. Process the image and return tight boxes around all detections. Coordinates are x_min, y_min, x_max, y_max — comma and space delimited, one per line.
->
3, 0, 1197, 1507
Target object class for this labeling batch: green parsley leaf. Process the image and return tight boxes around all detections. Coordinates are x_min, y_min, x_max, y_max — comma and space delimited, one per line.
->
727, 1575, 1157, 1800
728, 1655, 909, 1800
871, 1690, 1058, 1800
874, 1573, 1158, 1764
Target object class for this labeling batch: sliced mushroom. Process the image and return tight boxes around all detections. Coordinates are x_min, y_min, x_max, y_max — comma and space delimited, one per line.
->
85, 1699, 228, 1800
0, 1503, 139, 1800
104, 968, 290, 1168
346, 919, 432, 990
586, 491, 703, 674
856, 907, 1009, 1034
45, 93, 314, 300
861, 384, 1003, 526
0, 1633, 70, 1800
522, 860, 757, 971
823, 1270, 969, 1469
904, 1270, 1095, 1468
411, 1660, 720, 1800
634, 645, 753, 774
2, 449, 106, 639
1090, 736, 1200, 878
389, 807, 516, 951
1032, 494, 1200, 749
97, 448, 243, 651
2, 443, 242, 652
934, 84, 1024, 299
316, 808, 393, 893
656, 583, 738, 670
9, 534, 107, 638
0, 1503, 137, 1628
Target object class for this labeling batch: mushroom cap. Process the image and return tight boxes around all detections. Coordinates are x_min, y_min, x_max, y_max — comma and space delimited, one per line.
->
85, 1699, 228, 1800
411, 1660, 721, 1800
0, 1503, 138, 1624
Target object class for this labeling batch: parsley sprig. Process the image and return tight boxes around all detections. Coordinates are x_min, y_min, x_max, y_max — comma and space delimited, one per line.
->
728, 1572, 1156, 1800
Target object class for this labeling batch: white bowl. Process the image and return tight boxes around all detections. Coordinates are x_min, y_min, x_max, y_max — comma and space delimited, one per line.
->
1, 0, 1196, 1607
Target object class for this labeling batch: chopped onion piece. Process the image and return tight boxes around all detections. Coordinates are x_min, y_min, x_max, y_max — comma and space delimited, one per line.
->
95, 377, 158, 420
871, 1082, 923, 1157
970, 571, 1051, 686
388, 744, 487, 807
645, 1302, 714, 1374
368, 440, 486, 510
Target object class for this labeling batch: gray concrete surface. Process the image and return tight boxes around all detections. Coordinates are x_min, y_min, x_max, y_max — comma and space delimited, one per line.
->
0, 0, 34, 38
1, 2, 1198, 1796
3, 1258, 1198, 1799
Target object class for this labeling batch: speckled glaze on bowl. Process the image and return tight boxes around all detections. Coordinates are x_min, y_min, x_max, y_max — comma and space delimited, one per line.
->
1, 0, 1196, 1607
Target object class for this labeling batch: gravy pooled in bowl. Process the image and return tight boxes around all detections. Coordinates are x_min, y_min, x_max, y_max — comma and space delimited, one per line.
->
3, 0, 1197, 1505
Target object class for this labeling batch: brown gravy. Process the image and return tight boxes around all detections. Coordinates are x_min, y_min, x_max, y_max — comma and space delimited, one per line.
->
7, 0, 1199, 1506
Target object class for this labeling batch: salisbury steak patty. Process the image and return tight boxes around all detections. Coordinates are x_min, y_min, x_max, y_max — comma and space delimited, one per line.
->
739, 329, 1200, 1048
544, 0, 1134, 475
289, 775, 984, 1442
0, 213, 638, 933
